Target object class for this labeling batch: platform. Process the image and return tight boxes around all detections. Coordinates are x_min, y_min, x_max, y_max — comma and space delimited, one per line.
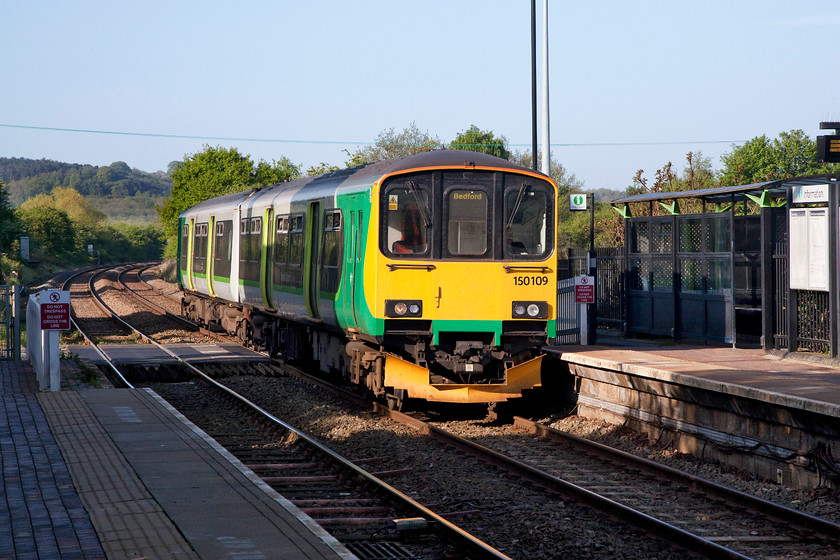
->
546, 342, 840, 489
547, 343, 840, 415
0, 360, 354, 560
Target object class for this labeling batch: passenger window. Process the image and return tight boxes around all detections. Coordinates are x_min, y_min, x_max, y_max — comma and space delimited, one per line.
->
321, 210, 342, 295
214, 220, 233, 278
289, 215, 304, 266
180, 224, 189, 271
446, 190, 487, 255
274, 216, 289, 265
192, 222, 209, 274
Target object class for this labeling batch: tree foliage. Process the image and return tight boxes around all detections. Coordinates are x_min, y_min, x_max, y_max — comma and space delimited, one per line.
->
0, 157, 171, 205
0, 181, 22, 251
157, 146, 301, 240
509, 150, 600, 255
718, 129, 840, 185
16, 205, 77, 260
628, 152, 717, 197
343, 122, 442, 167
450, 125, 511, 160
10, 185, 166, 271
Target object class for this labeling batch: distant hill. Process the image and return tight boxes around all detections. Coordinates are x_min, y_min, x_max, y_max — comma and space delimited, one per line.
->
0, 157, 171, 224
588, 187, 625, 203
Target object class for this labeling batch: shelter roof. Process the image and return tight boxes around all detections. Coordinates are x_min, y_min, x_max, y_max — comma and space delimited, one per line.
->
610, 175, 839, 205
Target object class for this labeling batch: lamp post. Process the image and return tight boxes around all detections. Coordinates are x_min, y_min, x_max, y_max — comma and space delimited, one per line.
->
530, 0, 538, 171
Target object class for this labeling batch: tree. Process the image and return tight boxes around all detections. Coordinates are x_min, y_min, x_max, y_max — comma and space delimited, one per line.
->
0, 181, 21, 244
306, 162, 341, 176
344, 122, 442, 166
17, 206, 77, 260
110, 223, 166, 261
157, 146, 301, 243
96, 161, 131, 183
48, 186, 107, 230
18, 186, 109, 258
510, 150, 584, 195
450, 125, 511, 160
254, 156, 300, 185
509, 150, 595, 255
719, 129, 840, 185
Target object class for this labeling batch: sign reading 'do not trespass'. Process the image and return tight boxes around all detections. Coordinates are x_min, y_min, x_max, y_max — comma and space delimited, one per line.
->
40, 290, 71, 330
574, 275, 595, 304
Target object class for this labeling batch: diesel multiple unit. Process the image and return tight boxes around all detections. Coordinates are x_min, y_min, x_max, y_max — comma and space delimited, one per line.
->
178, 150, 557, 408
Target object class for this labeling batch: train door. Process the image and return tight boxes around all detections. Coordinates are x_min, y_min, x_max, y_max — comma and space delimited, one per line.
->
261, 207, 274, 308
304, 202, 321, 319
207, 216, 216, 297
185, 218, 195, 291
341, 194, 364, 329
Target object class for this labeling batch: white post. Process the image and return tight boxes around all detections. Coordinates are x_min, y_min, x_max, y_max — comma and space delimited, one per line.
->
579, 303, 589, 345
39, 327, 50, 390
48, 329, 60, 391
29, 292, 62, 391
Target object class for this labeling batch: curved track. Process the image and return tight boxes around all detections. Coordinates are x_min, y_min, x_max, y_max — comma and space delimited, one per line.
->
66, 263, 840, 560
67, 263, 513, 560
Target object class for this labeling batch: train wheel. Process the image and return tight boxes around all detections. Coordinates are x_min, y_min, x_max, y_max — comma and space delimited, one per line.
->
386, 388, 407, 411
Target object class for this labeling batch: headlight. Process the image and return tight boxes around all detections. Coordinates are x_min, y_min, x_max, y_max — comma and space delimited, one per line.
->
512, 301, 547, 319
385, 300, 423, 318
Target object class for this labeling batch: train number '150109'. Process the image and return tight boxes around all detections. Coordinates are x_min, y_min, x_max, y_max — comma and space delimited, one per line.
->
513, 275, 549, 286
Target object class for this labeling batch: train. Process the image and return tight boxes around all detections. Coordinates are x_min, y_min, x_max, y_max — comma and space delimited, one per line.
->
177, 150, 558, 409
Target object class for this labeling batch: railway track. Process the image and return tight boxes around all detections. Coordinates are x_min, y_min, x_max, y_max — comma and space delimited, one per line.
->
65, 263, 840, 559
66, 263, 515, 560
424, 415, 840, 559
64, 265, 135, 341
248, 366, 840, 559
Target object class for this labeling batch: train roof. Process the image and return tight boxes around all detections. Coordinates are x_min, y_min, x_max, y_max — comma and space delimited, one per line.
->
181, 150, 551, 217
180, 188, 260, 215
272, 150, 549, 193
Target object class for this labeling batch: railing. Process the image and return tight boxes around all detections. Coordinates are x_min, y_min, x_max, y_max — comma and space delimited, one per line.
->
0, 286, 10, 360
559, 247, 625, 338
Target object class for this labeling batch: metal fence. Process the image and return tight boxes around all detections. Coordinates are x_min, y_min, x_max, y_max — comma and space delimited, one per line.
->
555, 277, 579, 344
0, 286, 11, 360
560, 247, 625, 336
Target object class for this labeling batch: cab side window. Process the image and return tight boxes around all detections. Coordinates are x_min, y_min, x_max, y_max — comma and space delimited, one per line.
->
383, 186, 430, 257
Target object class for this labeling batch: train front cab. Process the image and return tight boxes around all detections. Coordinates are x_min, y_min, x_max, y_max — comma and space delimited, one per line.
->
359, 166, 558, 404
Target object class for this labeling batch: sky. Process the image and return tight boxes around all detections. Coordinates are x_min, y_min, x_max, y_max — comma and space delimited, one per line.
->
2, 1, 840, 192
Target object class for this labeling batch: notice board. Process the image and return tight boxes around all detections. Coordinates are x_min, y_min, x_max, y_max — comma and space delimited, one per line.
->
789, 208, 829, 292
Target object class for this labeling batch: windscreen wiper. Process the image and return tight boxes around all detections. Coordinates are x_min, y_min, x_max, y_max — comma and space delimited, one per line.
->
506, 182, 530, 229
406, 181, 431, 228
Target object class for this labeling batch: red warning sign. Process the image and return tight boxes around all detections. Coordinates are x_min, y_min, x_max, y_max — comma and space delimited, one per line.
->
40, 291, 71, 330
574, 275, 595, 304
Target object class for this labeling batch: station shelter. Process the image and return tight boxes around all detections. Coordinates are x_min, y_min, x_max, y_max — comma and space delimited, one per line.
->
610, 174, 840, 356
